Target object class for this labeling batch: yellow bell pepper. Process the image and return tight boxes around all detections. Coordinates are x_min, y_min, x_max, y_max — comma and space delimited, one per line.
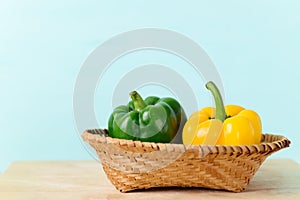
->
182, 81, 262, 146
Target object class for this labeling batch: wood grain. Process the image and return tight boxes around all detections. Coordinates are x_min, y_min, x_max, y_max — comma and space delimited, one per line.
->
0, 159, 299, 200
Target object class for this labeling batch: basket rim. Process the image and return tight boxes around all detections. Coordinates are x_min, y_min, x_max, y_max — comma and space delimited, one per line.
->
82, 129, 290, 155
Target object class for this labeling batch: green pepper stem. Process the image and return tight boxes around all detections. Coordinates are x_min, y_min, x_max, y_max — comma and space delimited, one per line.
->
130, 91, 147, 111
205, 81, 226, 122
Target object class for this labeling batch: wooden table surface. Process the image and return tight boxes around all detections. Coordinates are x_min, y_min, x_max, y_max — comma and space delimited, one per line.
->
0, 159, 299, 200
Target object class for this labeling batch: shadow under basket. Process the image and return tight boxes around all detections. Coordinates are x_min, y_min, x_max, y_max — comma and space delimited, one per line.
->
82, 129, 290, 193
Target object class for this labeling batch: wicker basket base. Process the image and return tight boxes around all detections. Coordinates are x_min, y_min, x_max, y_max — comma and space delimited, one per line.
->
82, 129, 290, 193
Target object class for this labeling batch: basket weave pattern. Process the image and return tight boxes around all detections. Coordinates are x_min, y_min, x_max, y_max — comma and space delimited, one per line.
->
82, 129, 290, 192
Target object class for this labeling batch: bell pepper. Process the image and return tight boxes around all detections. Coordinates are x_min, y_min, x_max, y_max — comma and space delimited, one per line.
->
182, 81, 262, 145
108, 91, 186, 143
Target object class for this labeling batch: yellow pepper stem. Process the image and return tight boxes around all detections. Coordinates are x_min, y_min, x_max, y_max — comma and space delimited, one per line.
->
205, 81, 226, 122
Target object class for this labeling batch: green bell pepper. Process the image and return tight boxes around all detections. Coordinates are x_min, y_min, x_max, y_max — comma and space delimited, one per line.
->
108, 91, 186, 143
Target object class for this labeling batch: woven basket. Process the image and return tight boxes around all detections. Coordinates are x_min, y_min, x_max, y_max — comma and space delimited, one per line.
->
82, 129, 290, 192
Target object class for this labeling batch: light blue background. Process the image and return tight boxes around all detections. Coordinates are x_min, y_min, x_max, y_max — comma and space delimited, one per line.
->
1, 0, 299, 172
